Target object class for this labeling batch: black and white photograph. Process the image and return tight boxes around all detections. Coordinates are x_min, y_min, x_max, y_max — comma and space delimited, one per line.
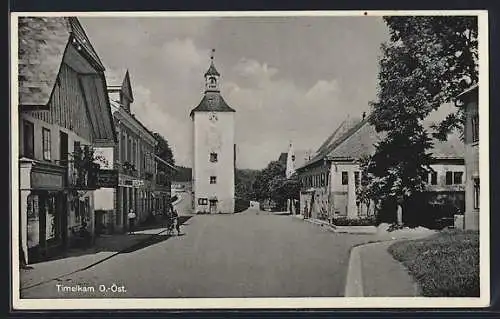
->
11, 11, 489, 309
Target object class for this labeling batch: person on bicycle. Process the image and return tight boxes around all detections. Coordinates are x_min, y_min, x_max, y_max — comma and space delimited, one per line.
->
172, 209, 181, 235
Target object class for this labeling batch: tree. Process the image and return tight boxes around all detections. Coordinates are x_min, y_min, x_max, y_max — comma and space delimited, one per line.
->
364, 16, 477, 223
382, 16, 478, 140
153, 132, 174, 167
152, 132, 175, 186
235, 169, 260, 200
252, 160, 286, 202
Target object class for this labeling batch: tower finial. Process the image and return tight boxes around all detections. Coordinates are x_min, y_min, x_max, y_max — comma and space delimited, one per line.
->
211, 48, 215, 61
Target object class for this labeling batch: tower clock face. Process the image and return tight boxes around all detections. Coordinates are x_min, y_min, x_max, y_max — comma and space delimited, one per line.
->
209, 112, 218, 122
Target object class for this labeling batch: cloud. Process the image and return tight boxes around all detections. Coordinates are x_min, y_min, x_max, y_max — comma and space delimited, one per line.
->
232, 58, 278, 87
127, 84, 193, 167
305, 79, 340, 102
223, 59, 343, 169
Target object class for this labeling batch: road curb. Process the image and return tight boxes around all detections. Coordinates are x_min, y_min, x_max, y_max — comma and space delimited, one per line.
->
344, 234, 434, 297
21, 226, 169, 291
344, 245, 364, 297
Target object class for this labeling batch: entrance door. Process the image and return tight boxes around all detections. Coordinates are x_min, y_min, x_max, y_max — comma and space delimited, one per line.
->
209, 200, 218, 214
59, 193, 68, 246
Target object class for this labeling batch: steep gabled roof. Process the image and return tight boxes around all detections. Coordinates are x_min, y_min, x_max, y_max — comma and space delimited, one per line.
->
18, 17, 70, 106
327, 119, 464, 161
18, 17, 105, 107
298, 115, 366, 169
67, 17, 105, 71
190, 92, 236, 117
298, 111, 464, 171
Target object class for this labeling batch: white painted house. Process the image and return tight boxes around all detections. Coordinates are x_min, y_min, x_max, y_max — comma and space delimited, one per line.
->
296, 113, 465, 227
191, 52, 236, 214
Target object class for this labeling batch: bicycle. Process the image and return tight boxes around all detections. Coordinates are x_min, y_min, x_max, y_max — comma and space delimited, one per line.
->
166, 217, 176, 236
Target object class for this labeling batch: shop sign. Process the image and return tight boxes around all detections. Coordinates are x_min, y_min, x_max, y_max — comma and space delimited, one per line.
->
31, 172, 63, 190
132, 180, 145, 187
118, 178, 144, 188
96, 169, 119, 188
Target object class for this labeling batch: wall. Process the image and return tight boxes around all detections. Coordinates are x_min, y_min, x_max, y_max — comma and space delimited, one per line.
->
26, 63, 93, 143
93, 147, 115, 211
20, 111, 96, 248
193, 111, 235, 213
425, 163, 466, 192
464, 99, 479, 230
330, 162, 359, 219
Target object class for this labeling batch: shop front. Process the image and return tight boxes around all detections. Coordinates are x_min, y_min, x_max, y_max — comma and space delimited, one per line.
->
20, 159, 67, 264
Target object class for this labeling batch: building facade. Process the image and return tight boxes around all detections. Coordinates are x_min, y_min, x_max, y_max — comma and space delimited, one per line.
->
456, 85, 479, 230
18, 17, 117, 263
94, 71, 163, 233
296, 114, 466, 227
191, 53, 236, 214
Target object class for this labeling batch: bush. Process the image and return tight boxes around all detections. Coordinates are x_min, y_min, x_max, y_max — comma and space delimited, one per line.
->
332, 215, 377, 226
388, 229, 479, 297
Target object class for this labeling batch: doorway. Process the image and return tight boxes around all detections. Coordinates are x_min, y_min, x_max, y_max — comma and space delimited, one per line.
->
209, 199, 218, 214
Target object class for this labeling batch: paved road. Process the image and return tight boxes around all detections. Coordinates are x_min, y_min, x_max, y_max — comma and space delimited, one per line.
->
22, 209, 375, 298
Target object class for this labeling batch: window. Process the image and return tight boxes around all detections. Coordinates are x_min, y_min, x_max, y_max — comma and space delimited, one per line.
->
431, 171, 438, 185
23, 120, 34, 158
42, 128, 51, 161
471, 114, 479, 143
132, 140, 136, 166
341, 171, 348, 185
453, 172, 464, 185
445, 171, 453, 185
210, 176, 217, 184
354, 171, 360, 188
210, 152, 218, 163
127, 137, 132, 163
473, 178, 480, 209
321, 173, 325, 187
423, 172, 429, 183
120, 133, 126, 162
198, 198, 208, 205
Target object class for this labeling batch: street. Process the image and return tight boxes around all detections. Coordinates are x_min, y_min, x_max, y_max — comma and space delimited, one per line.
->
21, 208, 375, 298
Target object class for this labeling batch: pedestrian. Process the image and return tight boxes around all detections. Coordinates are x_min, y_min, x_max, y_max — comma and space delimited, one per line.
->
127, 209, 137, 235
172, 209, 181, 235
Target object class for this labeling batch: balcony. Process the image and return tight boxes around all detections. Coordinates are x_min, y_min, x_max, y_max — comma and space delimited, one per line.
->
121, 161, 138, 178
66, 160, 100, 190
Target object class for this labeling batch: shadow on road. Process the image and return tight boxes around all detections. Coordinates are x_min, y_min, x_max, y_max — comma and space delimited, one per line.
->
27, 216, 193, 264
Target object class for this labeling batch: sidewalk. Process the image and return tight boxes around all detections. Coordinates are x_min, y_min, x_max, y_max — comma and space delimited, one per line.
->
345, 231, 436, 297
20, 224, 169, 290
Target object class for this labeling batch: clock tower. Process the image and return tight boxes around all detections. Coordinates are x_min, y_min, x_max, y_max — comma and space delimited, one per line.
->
190, 50, 236, 214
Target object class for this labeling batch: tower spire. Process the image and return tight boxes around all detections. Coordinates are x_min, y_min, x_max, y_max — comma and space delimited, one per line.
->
204, 48, 220, 92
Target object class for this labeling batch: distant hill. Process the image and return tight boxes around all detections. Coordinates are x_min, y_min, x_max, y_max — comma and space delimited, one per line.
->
173, 166, 192, 182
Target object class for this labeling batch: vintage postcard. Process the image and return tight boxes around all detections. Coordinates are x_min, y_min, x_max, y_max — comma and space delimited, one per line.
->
11, 10, 489, 310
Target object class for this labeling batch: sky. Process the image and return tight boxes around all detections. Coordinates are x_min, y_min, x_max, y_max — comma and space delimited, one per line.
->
79, 15, 391, 169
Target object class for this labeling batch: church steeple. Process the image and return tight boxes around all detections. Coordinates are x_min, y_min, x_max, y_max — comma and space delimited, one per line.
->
205, 49, 220, 93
